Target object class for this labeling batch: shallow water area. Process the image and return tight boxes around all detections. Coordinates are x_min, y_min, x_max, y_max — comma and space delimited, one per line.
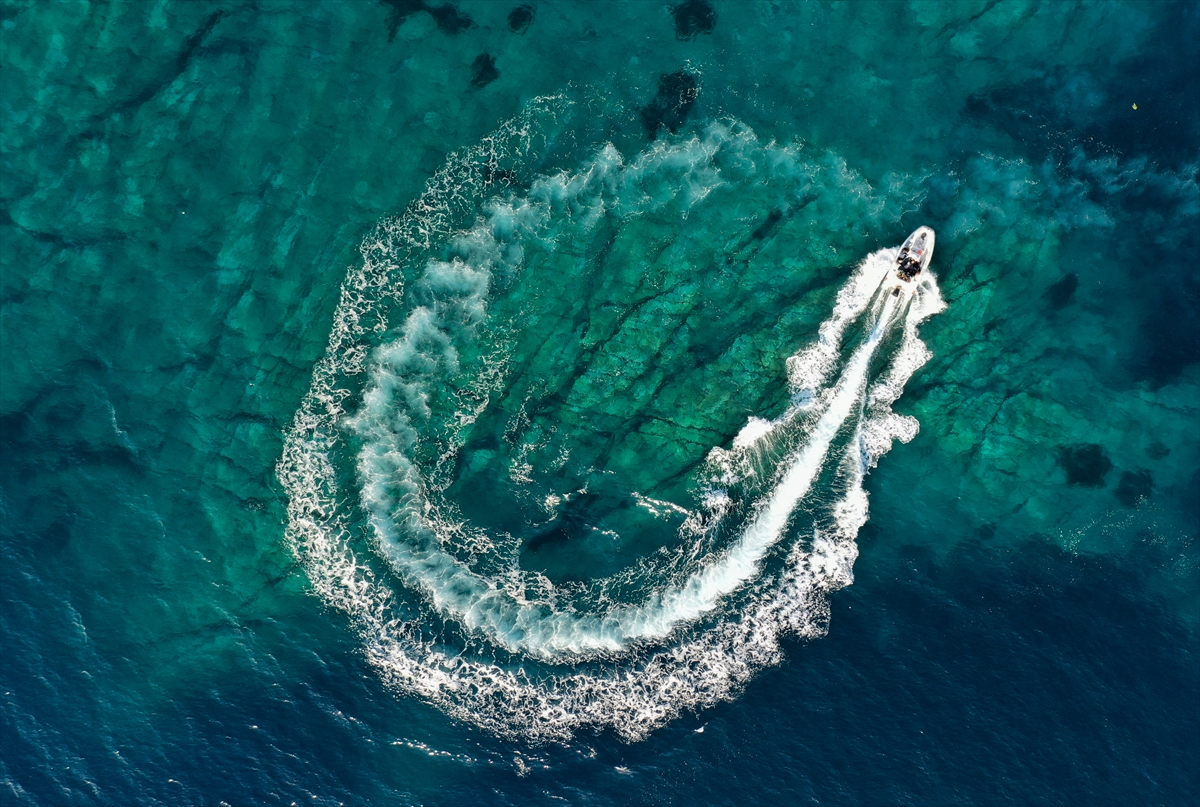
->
2, 1, 1197, 805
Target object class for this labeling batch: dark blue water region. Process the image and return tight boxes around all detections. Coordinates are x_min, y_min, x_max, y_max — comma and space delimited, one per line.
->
3, 530, 1195, 806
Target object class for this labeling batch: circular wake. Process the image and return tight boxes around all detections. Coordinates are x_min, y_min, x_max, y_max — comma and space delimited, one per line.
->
278, 96, 946, 741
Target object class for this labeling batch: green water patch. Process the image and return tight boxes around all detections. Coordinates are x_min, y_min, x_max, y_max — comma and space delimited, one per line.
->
1, 0, 1194, 753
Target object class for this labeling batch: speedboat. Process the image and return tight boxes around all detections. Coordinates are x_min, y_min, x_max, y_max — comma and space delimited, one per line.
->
895, 226, 935, 281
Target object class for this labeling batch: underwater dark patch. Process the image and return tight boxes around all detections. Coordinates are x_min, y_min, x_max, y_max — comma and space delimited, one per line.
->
525, 491, 618, 553
641, 70, 700, 140
380, 0, 474, 41
470, 54, 499, 88
508, 4, 534, 33
963, 84, 1070, 166
1057, 443, 1113, 488
32, 516, 74, 556
427, 2, 474, 33
1145, 441, 1170, 460
1129, 277, 1200, 388
1186, 470, 1200, 524
751, 210, 784, 241
1043, 273, 1078, 309
1114, 469, 1153, 508
429, 3, 474, 33
671, 0, 716, 41
525, 523, 572, 553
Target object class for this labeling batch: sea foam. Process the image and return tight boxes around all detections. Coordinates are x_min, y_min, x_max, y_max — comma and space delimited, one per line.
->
277, 99, 946, 741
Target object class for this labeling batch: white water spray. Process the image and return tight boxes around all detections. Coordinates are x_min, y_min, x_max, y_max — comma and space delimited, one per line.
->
277, 103, 946, 741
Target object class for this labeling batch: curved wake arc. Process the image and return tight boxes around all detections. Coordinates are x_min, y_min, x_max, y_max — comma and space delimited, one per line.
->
277, 103, 946, 741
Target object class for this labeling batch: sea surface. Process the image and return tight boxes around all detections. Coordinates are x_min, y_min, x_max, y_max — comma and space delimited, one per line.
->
2, 1, 1198, 805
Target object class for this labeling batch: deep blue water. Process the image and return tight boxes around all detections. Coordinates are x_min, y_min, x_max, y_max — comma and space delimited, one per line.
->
2, 1, 1198, 805
3, 532, 1196, 805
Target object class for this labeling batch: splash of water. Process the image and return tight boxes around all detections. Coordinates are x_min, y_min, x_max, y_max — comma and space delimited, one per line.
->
277, 99, 946, 741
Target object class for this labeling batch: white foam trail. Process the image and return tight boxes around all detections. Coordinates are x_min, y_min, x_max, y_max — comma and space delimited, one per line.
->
787, 252, 892, 397
350, 257, 903, 661
650, 292, 900, 610
525, 289, 904, 657
862, 273, 946, 465
277, 102, 945, 741
717, 248, 894, 460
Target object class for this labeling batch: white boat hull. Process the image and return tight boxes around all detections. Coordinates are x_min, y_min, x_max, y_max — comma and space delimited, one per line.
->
896, 226, 935, 281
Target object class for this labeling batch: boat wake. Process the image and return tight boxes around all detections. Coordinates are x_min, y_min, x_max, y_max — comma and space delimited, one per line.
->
278, 98, 946, 741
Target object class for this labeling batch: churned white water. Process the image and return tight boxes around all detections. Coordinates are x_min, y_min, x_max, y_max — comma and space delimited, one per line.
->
277, 99, 946, 741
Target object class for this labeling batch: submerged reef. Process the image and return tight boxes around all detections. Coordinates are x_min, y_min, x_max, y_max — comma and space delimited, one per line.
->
1115, 469, 1153, 508
1146, 441, 1171, 460
672, 0, 717, 40
470, 53, 499, 88
381, 0, 473, 41
1043, 273, 1078, 309
641, 70, 700, 139
1058, 444, 1114, 488
508, 4, 535, 33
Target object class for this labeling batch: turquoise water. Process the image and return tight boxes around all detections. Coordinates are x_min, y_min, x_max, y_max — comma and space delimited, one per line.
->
2, 0, 1197, 804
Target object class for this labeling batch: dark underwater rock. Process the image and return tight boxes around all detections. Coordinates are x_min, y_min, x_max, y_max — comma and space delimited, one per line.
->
1145, 441, 1170, 460
427, 3, 474, 33
1114, 469, 1153, 507
1044, 272, 1078, 309
525, 491, 620, 552
752, 210, 784, 241
641, 70, 700, 140
382, 0, 428, 40
381, 0, 474, 41
470, 54, 499, 88
36, 517, 74, 555
1057, 443, 1113, 487
672, 0, 716, 40
508, 4, 535, 33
